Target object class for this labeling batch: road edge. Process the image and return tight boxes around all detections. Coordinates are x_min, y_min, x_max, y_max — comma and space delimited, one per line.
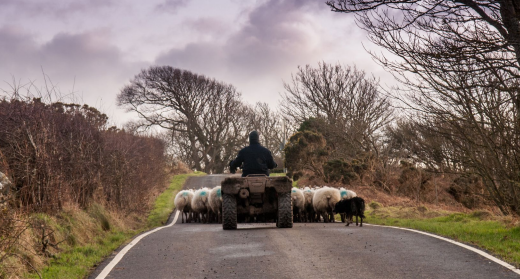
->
94, 210, 180, 279
365, 223, 520, 276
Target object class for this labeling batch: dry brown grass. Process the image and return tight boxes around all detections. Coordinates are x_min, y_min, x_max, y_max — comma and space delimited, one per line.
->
0, 201, 149, 278
295, 166, 505, 217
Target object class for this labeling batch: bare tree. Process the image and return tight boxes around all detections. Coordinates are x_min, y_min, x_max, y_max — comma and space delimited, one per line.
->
281, 62, 393, 159
327, 0, 520, 214
249, 102, 285, 159
118, 66, 249, 173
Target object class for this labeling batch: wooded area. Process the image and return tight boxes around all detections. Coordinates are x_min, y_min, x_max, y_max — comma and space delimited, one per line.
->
325, 0, 520, 215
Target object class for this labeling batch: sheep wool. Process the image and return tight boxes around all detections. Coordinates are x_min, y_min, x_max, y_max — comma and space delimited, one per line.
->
303, 187, 314, 207
174, 190, 194, 223
339, 187, 348, 200
346, 190, 357, 199
208, 186, 223, 214
312, 187, 341, 222
192, 187, 211, 213
291, 188, 305, 210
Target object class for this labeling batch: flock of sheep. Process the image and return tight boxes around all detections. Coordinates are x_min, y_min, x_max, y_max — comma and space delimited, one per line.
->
293, 186, 365, 226
174, 186, 223, 224
174, 185, 365, 226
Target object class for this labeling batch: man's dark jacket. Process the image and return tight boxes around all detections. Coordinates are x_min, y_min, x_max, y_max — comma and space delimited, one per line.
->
229, 132, 277, 177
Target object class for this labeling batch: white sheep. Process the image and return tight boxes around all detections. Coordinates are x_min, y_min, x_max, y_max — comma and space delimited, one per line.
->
312, 186, 341, 223
346, 190, 357, 199
191, 187, 211, 223
291, 187, 305, 222
208, 186, 223, 224
302, 187, 316, 222
340, 188, 357, 199
174, 190, 194, 223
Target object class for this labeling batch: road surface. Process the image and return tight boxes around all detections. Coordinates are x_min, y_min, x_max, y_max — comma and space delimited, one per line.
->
89, 174, 520, 279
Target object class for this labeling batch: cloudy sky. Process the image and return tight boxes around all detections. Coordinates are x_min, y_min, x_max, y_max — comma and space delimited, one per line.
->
0, 0, 393, 125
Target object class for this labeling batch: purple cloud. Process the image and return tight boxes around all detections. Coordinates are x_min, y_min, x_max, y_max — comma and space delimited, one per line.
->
155, 0, 189, 14
156, 0, 329, 79
184, 17, 229, 36
0, 27, 147, 122
0, 0, 114, 18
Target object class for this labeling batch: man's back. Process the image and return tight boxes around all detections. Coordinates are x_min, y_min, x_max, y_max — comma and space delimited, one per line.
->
229, 131, 277, 177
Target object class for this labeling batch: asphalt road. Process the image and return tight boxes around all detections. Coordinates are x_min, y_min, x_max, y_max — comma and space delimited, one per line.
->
90, 174, 520, 279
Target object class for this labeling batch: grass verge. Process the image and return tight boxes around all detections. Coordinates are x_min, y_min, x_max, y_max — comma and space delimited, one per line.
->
32, 231, 134, 279
365, 205, 520, 268
24, 172, 205, 279
147, 171, 205, 228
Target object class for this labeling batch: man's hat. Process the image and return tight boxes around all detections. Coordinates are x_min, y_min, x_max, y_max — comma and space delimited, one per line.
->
249, 131, 259, 143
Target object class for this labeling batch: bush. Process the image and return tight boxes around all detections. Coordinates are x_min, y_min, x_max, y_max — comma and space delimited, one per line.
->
0, 97, 168, 214
369, 201, 382, 210
323, 159, 358, 184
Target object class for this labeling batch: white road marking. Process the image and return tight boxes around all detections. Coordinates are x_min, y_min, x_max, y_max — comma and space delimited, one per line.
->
365, 223, 520, 275
95, 210, 180, 279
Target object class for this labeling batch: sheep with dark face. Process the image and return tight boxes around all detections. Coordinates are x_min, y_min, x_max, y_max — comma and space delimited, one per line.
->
291, 187, 305, 222
191, 187, 211, 223
208, 186, 223, 224
333, 196, 366, 227
302, 187, 317, 222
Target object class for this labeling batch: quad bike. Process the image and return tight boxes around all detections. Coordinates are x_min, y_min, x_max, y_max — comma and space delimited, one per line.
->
221, 174, 293, 230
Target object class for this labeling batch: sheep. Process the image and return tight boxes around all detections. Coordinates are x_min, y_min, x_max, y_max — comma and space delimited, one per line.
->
339, 187, 348, 200
346, 190, 357, 199
333, 196, 366, 227
208, 186, 223, 224
191, 187, 211, 223
174, 190, 194, 223
291, 188, 305, 222
302, 187, 317, 222
312, 187, 341, 223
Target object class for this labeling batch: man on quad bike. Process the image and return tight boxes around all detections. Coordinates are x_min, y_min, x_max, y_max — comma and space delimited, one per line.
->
229, 131, 277, 177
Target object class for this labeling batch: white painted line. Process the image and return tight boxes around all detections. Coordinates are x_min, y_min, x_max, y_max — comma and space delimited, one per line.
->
95, 210, 180, 279
365, 223, 520, 275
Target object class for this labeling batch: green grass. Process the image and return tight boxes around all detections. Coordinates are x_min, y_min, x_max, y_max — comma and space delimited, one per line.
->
365, 206, 520, 268
34, 231, 133, 279
147, 171, 205, 228
28, 172, 205, 279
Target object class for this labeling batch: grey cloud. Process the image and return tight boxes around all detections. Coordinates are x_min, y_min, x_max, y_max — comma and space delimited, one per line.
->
154, 0, 334, 106
185, 17, 229, 36
0, 0, 114, 18
0, 27, 147, 123
0, 26, 39, 70
40, 31, 125, 78
156, 42, 226, 74
156, 0, 329, 79
0, 29, 128, 80
155, 0, 189, 14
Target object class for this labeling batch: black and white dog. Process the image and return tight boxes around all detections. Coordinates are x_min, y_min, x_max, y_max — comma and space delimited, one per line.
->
333, 197, 366, 227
